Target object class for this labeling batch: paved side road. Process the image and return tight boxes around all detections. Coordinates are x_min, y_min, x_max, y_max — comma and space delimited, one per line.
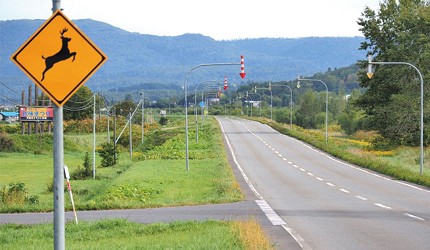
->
0, 201, 259, 225
0, 200, 299, 249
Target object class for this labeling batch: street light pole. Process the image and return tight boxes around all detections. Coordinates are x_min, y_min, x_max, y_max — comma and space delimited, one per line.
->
272, 84, 293, 130
255, 85, 273, 120
249, 93, 262, 117
297, 77, 329, 143
194, 80, 221, 143
367, 55, 424, 175
184, 62, 241, 171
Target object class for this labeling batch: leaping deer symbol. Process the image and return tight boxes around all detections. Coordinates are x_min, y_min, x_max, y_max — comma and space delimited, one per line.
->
41, 28, 77, 81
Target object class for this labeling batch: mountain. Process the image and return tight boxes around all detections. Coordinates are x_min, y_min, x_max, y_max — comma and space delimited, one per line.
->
0, 19, 365, 99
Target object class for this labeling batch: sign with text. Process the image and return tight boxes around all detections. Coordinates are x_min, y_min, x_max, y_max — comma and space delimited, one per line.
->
20, 106, 54, 121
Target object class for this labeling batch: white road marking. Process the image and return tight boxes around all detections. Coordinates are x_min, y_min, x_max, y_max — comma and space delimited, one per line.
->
255, 200, 286, 226
374, 203, 392, 210
355, 195, 368, 201
326, 182, 335, 187
340, 189, 350, 194
316, 177, 324, 181
404, 213, 425, 221
218, 118, 310, 249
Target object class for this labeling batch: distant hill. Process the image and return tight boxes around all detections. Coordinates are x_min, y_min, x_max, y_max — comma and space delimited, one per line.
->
0, 19, 365, 100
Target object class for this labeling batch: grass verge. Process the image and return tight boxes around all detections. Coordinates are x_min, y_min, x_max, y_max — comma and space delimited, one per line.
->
0, 116, 243, 212
0, 219, 274, 250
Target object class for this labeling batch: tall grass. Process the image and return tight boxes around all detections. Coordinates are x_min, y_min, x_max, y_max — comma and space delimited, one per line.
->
0, 219, 272, 250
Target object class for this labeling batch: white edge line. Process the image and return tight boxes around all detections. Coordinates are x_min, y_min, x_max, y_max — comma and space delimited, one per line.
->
216, 118, 311, 250
218, 118, 263, 200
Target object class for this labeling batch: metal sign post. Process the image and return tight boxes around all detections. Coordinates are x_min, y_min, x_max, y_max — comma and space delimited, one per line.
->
10, 1, 107, 249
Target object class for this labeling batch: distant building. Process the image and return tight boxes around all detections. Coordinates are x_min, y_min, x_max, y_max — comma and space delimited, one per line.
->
0, 111, 19, 122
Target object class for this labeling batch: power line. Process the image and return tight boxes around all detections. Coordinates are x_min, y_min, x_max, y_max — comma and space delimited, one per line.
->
0, 93, 20, 106
0, 81, 21, 96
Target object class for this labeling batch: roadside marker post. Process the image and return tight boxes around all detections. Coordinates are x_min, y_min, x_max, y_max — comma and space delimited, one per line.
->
64, 165, 78, 224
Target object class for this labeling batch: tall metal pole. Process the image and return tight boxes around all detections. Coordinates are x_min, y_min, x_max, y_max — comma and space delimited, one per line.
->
184, 62, 240, 171
113, 113, 117, 164
368, 55, 424, 175
255, 87, 273, 120
129, 112, 132, 158
93, 93, 96, 178
297, 78, 328, 143
194, 80, 220, 143
141, 92, 144, 144
51, 2, 65, 250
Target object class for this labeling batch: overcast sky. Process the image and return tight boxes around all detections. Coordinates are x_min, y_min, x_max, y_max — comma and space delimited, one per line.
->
0, 0, 381, 40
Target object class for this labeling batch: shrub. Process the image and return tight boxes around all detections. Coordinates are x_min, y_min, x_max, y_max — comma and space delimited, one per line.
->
0, 182, 38, 205
71, 152, 93, 179
159, 116, 168, 126
99, 143, 118, 167
0, 133, 15, 152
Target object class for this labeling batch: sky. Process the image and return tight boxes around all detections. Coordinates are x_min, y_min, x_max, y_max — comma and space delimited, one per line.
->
0, 0, 381, 40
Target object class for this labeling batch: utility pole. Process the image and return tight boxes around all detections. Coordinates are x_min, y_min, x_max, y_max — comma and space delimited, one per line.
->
93, 93, 96, 178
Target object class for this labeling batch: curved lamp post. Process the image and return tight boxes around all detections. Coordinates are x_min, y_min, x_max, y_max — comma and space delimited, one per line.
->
249, 92, 262, 117
255, 84, 273, 120
367, 55, 424, 175
194, 80, 220, 143
184, 62, 241, 171
272, 84, 293, 130
297, 77, 328, 144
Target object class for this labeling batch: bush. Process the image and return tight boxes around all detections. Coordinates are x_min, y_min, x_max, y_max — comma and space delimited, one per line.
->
71, 152, 93, 179
0, 133, 15, 152
99, 143, 118, 167
0, 124, 20, 134
159, 116, 168, 126
1, 182, 38, 205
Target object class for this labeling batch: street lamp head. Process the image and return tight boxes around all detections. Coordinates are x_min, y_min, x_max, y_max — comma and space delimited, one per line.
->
367, 55, 374, 79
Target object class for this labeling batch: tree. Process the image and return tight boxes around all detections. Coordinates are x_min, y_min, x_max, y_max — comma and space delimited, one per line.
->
99, 143, 118, 167
112, 100, 137, 116
295, 89, 319, 129
63, 86, 94, 120
356, 0, 430, 145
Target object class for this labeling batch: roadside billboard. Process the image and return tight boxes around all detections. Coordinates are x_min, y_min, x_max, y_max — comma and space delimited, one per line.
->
19, 106, 54, 121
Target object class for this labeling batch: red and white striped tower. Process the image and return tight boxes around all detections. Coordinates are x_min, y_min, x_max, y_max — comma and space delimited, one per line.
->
224, 76, 228, 90
240, 55, 246, 79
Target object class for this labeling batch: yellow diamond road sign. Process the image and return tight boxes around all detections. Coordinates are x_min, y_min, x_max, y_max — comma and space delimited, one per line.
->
11, 10, 107, 106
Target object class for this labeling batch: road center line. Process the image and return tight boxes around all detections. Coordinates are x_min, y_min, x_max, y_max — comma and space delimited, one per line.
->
374, 203, 392, 210
404, 213, 425, 221
355, 195, 368, 201
339, 188, 350, 193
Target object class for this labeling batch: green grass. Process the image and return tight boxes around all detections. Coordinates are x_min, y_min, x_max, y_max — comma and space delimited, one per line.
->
0, 117, 243, 212
252, 117, 430, 188
0, 219, 273, 250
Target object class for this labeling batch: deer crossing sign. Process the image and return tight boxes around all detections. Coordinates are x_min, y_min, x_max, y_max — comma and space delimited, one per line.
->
11, 10, 107, 106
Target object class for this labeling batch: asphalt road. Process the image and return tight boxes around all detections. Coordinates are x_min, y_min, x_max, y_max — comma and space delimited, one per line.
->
217, 116, 430, 250
2, 116, 429, 249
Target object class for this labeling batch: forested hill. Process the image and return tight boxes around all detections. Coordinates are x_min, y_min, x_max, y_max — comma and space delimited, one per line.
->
0, 19, 365, 92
